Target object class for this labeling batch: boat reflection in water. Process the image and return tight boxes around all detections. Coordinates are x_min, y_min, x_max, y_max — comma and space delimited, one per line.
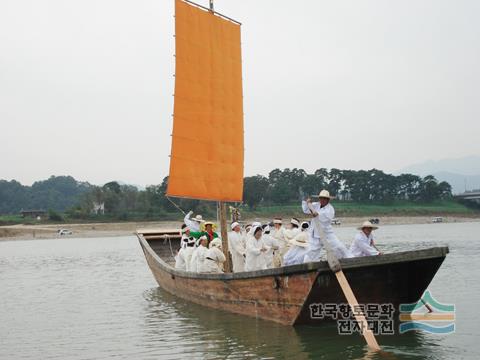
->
142, 289, 438, 360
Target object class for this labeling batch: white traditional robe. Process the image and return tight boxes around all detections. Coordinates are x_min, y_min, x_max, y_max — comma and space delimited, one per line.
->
271, 226, 288, 267
199, 247, 226, 273
174, 248, 187, 270
228, 230, 246, 272
262, 233, 279, 268
245, 235, 267, 272
350, 232, 380, 257
283, 233, 309, 266
182, 247, 195, 271
189, 245, 207, 273
184, 211, 201, 232
302, 201, 352, 259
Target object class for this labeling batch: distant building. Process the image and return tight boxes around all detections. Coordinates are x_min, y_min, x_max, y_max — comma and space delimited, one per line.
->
20, 210, 47, 220
92, 202, 105, 215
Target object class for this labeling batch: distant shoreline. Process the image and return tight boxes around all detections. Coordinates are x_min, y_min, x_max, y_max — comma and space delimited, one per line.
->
1, 214, 479, 242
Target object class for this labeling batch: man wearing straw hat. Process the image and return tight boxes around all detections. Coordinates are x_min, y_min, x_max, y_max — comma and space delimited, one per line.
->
302, 190, 352, 259
184, 210, 204, 232
350, 221, 382, 257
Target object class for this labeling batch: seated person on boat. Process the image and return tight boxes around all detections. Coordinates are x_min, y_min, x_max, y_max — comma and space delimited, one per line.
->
228, 221, 246, 273
349, 221, 381, 257
283, 222, 310, 266
245, 226, 268, 271
175, 236, 196, 271
189, 235, 208, 272
184, 210, 204, 232
199, 238, 226, 273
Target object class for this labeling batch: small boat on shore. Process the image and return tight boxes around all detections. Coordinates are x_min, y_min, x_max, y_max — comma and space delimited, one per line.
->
137, 228, 448, 325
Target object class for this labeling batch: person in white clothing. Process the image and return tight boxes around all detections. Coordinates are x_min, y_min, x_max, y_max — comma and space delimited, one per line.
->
199, 238, 226, 273
228, 222, 246, 272
184, 210, 204, 232
271, 218, 287, 267
180, 225, 190, 249
283, 228, 309, 266
189, 236, 208, 272
302, 190, 352, 259
175, 236, 196, 271
350, 221, 381, 257
262, 224, 279, 268
245, 226, 268, 271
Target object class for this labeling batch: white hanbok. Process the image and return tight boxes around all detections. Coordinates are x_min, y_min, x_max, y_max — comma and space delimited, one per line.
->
262, 233, 279, 268
184, 211, 201, 232
245, 235, 267, 271
350, 232, 379, 257
199, 246, 226, 273
283, 232, 309, 266
175, 246, 194, 270
302, 201, 352, 259
189, 245, 207, 272
228, 230, 246, 272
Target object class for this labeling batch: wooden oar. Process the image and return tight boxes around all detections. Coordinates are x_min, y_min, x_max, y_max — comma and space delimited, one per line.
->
307, 202, 381, 351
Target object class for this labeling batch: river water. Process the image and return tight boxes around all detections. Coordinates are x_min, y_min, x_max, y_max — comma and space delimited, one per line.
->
1, 222, 479, 359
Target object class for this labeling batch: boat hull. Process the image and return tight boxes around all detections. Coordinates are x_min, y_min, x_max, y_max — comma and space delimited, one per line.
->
138, 232, 448, 325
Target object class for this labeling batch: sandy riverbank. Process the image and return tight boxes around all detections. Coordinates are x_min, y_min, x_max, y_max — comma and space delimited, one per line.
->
1, 215, 479, 242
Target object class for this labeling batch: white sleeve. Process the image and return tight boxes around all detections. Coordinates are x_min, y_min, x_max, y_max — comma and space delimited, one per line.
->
247, 239, 261, 255
302, 201, 320, 214
356, 237, 379, 256
233, 237, 246, 256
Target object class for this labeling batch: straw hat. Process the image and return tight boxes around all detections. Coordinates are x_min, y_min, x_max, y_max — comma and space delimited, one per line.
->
318, 190, 335, 199
201, 221, 217, 232
290, 218, 300, 227
230, 222, 240, 230
192, 214, 204, 223
291, 233, 309, 248
357, 221, 379, 230
209, 238, 222, 249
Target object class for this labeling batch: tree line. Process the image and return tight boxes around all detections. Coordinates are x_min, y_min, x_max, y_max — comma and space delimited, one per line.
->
0, 168, 453, 219
243, 168, 452, 209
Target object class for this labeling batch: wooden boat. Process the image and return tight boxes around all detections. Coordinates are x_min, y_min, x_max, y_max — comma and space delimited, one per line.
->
137, 228, 448, 325
138, 0, 449, 330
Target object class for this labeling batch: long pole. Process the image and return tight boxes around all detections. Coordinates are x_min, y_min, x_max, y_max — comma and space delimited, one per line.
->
219, 201, 232, 272
307, 201, 381, 351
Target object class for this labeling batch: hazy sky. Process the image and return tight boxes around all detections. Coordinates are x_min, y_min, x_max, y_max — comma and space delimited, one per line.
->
1, 0, 479, 186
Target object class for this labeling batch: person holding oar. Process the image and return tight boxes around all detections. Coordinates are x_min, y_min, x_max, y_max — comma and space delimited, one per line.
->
301, 190, 352, 260
350, 221, 382, 257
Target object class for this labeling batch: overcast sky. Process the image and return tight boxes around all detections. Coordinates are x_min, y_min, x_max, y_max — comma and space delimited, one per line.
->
1, 0, 479, 186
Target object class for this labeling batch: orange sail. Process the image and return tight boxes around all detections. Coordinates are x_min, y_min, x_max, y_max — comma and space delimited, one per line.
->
166, 0, 244, 202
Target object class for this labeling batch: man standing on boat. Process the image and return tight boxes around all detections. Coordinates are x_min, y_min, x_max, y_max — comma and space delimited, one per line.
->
350, 221, 381, 257
302, 190, 352, 259
271, 218, 287, 266
190, 221, 219, 244
228, 222, 246, 272
184, 210, 204, 232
